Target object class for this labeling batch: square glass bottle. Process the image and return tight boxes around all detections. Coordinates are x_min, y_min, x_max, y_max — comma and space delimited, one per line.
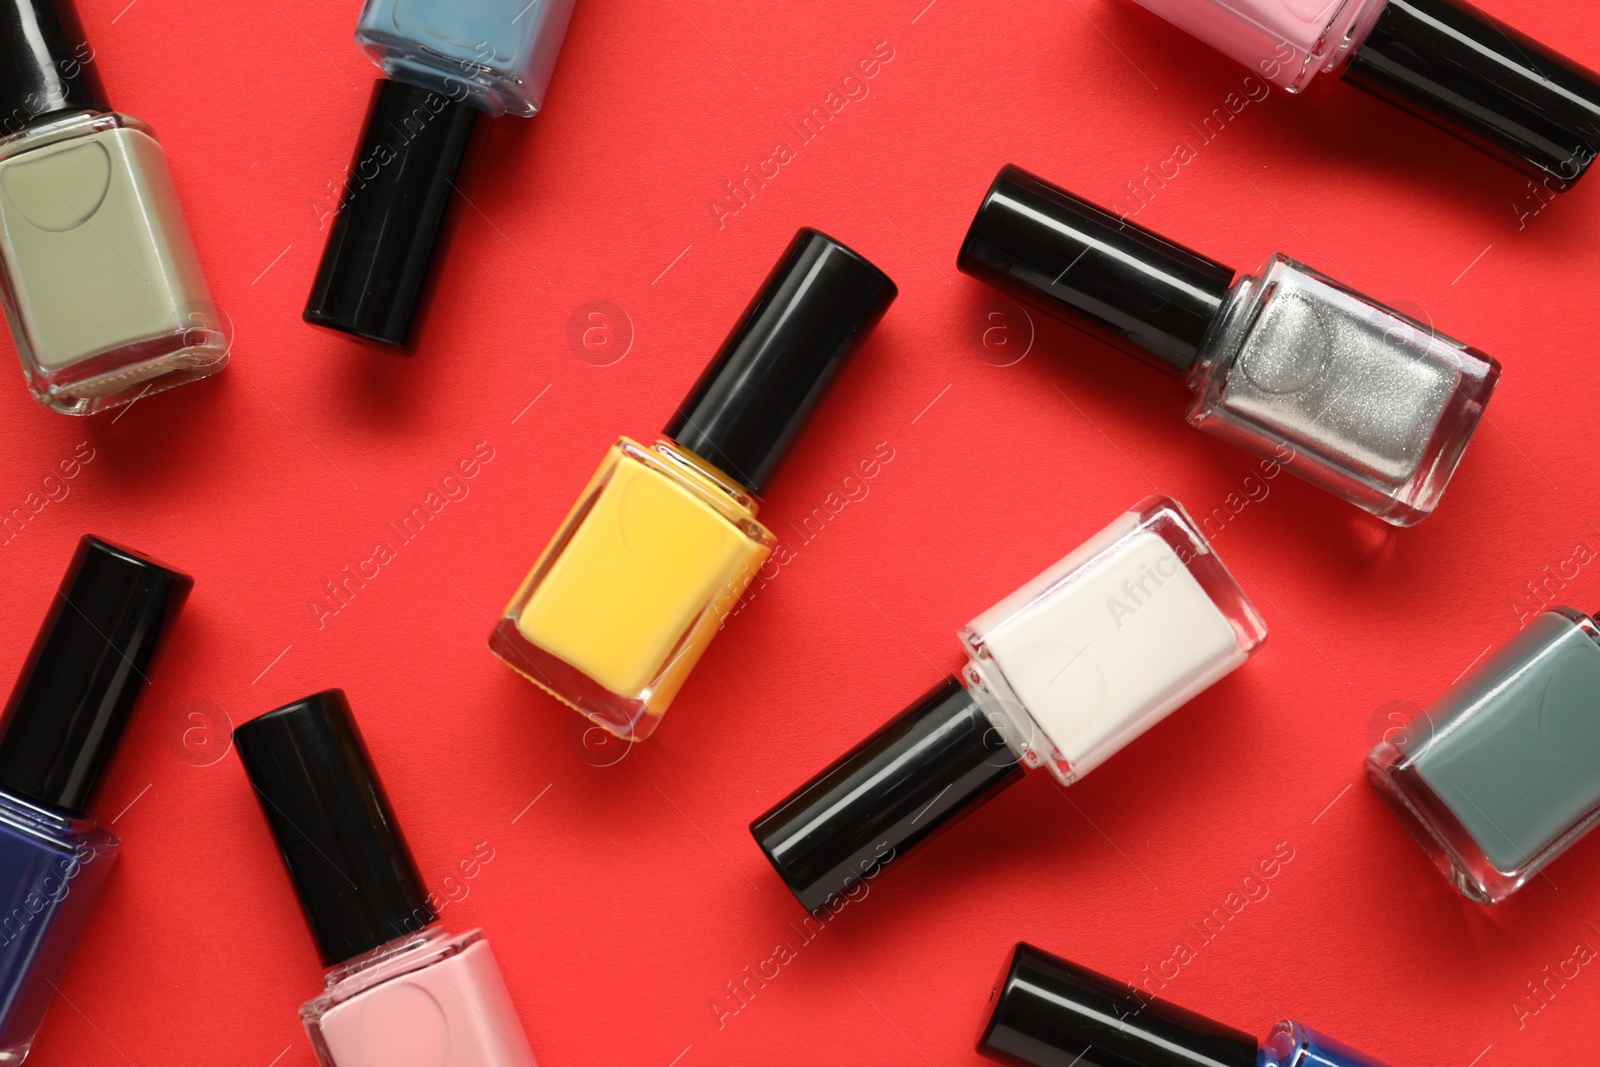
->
961, 495, 1266, 784
0, 797, 116, 1063
0, 535, 191, 1063
490, 228, 897, 742
234, 691, 538, 1067
959, 166, 1500, 526
1188, 253, 1498, 523
751, 496, 1266, 914
355, 0, 578, 117
493, 436, 775, 738
978, 943, 1395, 1067
1367, 607, 1600, 903
0, 0, 227, 415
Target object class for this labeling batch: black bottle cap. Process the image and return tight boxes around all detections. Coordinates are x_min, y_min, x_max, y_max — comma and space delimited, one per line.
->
304, 79, 485, 350
0, 0, 106, 134
957, 165, 1236, 379
977, 943, 1260, 1067
664, 228, 897, 495
233, 690, 435, 967
1345, 0, 1600, 189
0, 536, 190, 815
750, 676, 1023, 914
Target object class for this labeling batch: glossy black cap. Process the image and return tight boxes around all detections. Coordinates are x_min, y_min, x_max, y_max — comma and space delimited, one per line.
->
1345, 0, 1600, 189
978, 944, 1260, 1067
234, 690, 434, 967
664, 228, 897, 495
0, 0, 107, 133
0, 536, 190, 815
751, 676, 1023, 914
958, 166, 1235, 379
305, 79, 484, 350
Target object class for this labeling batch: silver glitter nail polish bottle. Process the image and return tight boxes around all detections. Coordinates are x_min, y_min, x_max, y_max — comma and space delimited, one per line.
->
959, 166, 1500, 527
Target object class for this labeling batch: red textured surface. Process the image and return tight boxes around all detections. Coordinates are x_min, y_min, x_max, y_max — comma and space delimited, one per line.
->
2, 0, 1598, 1064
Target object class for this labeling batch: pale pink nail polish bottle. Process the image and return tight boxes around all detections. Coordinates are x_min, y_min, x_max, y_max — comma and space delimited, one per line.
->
234, 691, 538, 1067
1122, 0, 1600, 187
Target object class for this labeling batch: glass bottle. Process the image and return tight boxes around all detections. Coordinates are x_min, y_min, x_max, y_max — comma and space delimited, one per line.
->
234, 691, 538, 1067
959, 165, 1500, 526
0, 0, 227, 414
0, 797, 116, 1065
1189, 253, 1498, 525
490, 436, 775, 741
490, 228, 897, 742
1121, 0, 1600, 187
961, 496, 1267, 784
1367, 607, 1600, 903
355, 0, 578, 117
1128, 0, 1383, 93
979, 943, 1395, 1067
751, 496, 1266, 914
0, 535, 191, 1063
304, 929, 534, 1067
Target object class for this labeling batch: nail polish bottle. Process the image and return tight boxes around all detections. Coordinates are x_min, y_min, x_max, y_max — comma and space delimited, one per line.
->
234, 690, 538, 1067
1122, 0, 1600, 187
1367, 607, 1600, 904
356, 0, 578, 117
959, 166, 1501, 527
978, 943, 1394, 1067
751, 495, 1266, 913
0, 536, 190, 1062
490, 228, 897, 743
0, 0, 228, 414
308, 1, 578, 349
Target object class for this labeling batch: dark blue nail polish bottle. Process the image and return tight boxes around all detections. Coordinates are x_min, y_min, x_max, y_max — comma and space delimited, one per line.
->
979, 944, 1396, 1067
0, 536, 189, 1062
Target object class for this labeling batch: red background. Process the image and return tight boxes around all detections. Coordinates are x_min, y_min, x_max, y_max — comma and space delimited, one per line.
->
2, 0, 1598, 1063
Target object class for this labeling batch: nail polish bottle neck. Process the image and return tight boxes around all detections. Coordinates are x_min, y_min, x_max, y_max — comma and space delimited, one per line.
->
322, 924, 468, 991
1273, 0, 1390, 90
1257, 1020, 1298, 1066
304, 927, 490, 1030
0, 108, 144, 159
1326, 0, 1390, 77
0, 786, 98, 838
653, 437, 762, 515
1186, 269, 1261, 393
1, 103, 80, 142
960, 658, 1046, 780
1259, 1019, 1388, 1067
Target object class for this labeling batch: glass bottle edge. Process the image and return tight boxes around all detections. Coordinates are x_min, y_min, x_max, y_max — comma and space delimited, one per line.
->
301, 926, 485, 1024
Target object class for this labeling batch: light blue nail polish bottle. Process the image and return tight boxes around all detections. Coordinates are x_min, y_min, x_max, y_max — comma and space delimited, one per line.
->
356, 0, 578, 116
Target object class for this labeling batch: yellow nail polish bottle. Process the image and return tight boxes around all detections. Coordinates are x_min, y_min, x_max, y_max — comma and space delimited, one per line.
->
491, 228, 897, 742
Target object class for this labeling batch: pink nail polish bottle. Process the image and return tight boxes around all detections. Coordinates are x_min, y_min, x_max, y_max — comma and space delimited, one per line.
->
1122, 0, 1600, 187
234, 690, 538, 1067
